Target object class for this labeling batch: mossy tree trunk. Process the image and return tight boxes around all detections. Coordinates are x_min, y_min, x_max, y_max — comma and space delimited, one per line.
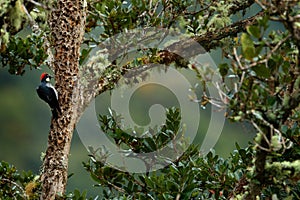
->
40, 0, 86, 199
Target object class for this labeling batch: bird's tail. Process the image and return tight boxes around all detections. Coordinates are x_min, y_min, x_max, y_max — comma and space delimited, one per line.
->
51, 106, 61, 119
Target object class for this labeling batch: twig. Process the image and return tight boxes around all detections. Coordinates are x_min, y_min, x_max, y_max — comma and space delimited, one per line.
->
106, 180, 126, 193
244, 34, 291, 70
1, 178, 27, 199
215, 82, 231, 106
21, 4, 34, 24
251, 120, 271, 147
254, 0, 267, 10
233, 47, 244, 70
26, 0, 55, 10
21, 2, 54, 71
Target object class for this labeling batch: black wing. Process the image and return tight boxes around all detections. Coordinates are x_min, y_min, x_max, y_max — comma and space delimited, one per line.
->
36, 85, 60, 110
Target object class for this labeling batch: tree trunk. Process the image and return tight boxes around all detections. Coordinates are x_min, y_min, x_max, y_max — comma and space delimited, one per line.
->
40, 0, 86, 199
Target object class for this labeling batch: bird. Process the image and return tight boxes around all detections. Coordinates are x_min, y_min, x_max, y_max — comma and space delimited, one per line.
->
36, 73, 61, 118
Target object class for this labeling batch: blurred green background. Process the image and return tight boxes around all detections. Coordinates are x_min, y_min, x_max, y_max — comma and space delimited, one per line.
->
0, 50, 255, 195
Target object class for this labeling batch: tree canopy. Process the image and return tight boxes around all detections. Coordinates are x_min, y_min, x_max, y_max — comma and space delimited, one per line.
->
0, 0, 299, 199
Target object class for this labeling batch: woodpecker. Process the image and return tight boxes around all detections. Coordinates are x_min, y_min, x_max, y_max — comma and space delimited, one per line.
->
36, 73, 61, 118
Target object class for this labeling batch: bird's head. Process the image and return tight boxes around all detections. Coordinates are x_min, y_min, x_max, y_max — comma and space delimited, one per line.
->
40, 73, 52, 82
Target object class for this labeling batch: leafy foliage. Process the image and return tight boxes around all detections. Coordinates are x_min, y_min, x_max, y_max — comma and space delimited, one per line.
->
0, 0, 299, 199
218, 7, 300, 199
84, 145, 253, 199
79, 109, 252, 199
0, 0, 53, 75
0, 33, 47, 75
2, 0, 254, 75
82, 98, 299, 200
0, 161, 39, 199
99, 107, 182, 153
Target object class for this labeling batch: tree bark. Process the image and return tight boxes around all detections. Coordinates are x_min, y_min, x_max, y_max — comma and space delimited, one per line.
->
40, 0, 86, 199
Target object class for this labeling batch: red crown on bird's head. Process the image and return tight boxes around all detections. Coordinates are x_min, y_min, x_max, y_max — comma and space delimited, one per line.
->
40, 73, 49, 81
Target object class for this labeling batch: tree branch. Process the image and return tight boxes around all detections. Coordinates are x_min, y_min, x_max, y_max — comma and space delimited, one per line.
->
193, 11, 264, 53
228, 0, 255, 15
89, 10, 265, 100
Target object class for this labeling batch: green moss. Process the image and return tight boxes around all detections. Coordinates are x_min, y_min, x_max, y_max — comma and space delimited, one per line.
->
266, 160, 300, 178
10, 0, 25, 31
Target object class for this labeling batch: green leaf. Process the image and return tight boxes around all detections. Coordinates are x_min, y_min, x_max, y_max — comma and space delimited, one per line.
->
241, 33, 256, 60
252, 65, 271, 78
90, 173, 100, 183
257, 15, 269, 30
235, 143, 241, 150
247, 25, 260, 38
143, 138, 157, 151
218, 63, 229, 78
